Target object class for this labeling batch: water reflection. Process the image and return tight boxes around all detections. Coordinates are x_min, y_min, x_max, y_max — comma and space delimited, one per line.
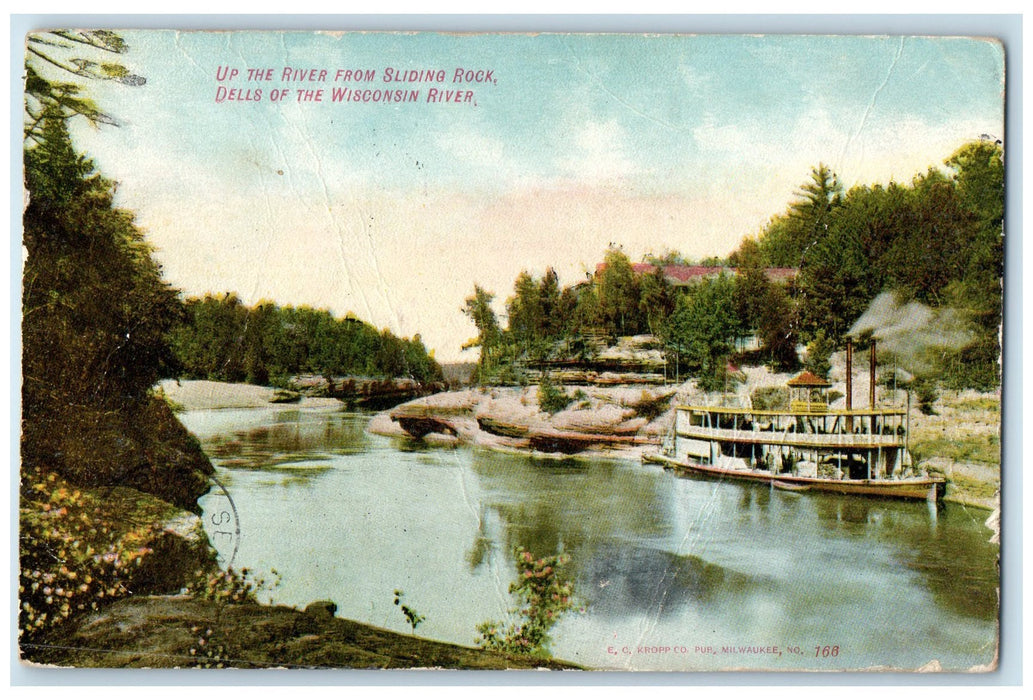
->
737, 483, 772, 512
578, 544, 772, 618
469, 455, 998, 630
466, 449, 670, 572
185, 406, 369, 476
809, 495, 998, 620
190, 406, 998, 670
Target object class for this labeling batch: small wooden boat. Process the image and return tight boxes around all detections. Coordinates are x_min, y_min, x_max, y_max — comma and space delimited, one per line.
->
772, 480, 810, 492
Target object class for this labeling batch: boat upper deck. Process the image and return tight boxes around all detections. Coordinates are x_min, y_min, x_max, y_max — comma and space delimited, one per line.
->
674, 404, 908, 451
675, 424, 906, 450
675, 405, 906, 418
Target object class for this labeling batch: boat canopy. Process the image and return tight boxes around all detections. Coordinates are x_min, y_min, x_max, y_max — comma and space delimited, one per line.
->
787, 370, 832, 412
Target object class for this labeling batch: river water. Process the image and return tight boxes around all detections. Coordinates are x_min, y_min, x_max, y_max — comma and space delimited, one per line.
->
184, 404, 999, 672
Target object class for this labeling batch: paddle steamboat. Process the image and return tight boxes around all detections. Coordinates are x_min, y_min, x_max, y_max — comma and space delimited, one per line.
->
644, 341, 946, 501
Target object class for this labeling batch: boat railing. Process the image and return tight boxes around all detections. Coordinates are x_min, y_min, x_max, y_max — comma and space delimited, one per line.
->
789, 400, 828, 413
677, 425, 905, 448
676, 405, 906, 418
661, 420, 676, 456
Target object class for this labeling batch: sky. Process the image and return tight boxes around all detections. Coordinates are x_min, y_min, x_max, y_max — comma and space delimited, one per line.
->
45, 30, 1005, 362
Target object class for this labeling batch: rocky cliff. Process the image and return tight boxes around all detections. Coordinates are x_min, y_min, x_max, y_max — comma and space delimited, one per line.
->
22, 394, 214, 512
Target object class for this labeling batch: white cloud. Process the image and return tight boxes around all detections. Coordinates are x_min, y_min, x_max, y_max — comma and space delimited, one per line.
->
556, 119, 641, 183
677, 61, 713, 92
435, 128, 507, 171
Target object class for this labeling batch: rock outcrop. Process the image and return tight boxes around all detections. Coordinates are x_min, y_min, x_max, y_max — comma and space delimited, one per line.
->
18, 476, 219, 651
25, 595, 579, 670
22, 395, 214, 512
290, 375, 446, 409
374, 384, 677, 457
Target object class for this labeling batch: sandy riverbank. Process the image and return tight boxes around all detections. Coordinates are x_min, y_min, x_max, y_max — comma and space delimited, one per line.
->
157, 379, 342, 411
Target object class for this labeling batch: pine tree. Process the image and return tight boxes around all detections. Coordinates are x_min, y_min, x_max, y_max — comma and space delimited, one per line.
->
23, 111, 181, 417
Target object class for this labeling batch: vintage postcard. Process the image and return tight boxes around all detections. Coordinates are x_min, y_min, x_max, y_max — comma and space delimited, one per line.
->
18, 28, 1004, 673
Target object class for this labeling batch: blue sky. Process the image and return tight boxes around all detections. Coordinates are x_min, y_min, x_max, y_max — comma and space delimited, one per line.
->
52, 30, 1004, 361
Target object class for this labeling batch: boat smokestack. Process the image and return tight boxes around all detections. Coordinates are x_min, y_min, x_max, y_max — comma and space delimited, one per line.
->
845, 339, 853, 412
870, 340, 877, 408
842, 340, 851, 433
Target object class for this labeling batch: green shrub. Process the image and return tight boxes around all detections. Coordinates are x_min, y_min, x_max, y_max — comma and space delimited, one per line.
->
631, 390, 672, 421
751, 387, 789, 411
393, 589, 426, 633
476, 548, 578, 657
19, 474, 162, 643
537, 374, 572, 414
188, 566, 280, 605
804, 330, 835, 379
914, 378, 938, 415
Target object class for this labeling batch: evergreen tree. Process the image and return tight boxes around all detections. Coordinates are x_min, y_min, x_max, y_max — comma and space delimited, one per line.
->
664, 274, 741, 385
25, 31, 145, 142
731, 238, 771, 338
569, 283, 602, 340
463, 285, 503, 377
506, 271, 542, 351
753, 164, 843, 267
941, 141, 1004, 388
23, 111, 181, 416
21, 109, 214, 508
888, 169, 975, 305
795, 208, 877, 342
638, 265, 675, 337
757, 283, 800, 371
596, 248, 641, 336
538, 267, 564, 340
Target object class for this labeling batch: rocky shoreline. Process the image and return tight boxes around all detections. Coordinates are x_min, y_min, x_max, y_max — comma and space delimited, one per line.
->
156, 375, 1000, 511
368, 384, 673, 459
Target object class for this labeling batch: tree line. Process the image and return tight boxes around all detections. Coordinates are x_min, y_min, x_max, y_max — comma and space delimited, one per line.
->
464, 141, 1003, 391
23, 111, 183, 425
732, 143, 1003, 390
170, 295, 443, 385
463, 249, 794, 390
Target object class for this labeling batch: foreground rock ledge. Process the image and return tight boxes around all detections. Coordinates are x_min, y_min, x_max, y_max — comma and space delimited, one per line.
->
22, 595, 579, 670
